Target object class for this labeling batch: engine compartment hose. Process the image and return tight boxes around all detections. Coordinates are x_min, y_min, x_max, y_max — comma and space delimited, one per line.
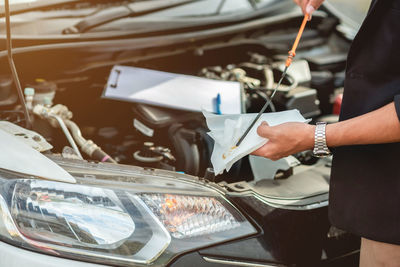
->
92, 148, 117, 164
49, 114, 83, 159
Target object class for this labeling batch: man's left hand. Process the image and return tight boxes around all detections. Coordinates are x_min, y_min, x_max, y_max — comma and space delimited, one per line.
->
252, 121, 315, 161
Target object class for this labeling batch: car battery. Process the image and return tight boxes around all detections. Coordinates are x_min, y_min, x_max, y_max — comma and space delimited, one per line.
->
274, 86, 321, 118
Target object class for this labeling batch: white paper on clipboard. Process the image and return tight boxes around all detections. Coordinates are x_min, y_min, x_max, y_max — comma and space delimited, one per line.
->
102, 65, 242, 114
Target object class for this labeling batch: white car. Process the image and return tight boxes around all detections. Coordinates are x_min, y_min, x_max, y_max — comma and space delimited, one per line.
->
0, 0, 365, 266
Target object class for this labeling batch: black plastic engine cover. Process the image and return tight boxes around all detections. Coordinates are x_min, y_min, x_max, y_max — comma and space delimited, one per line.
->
274, 86, 321, 118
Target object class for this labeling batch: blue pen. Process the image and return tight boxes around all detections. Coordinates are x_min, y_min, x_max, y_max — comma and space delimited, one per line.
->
215, 93, 221, 114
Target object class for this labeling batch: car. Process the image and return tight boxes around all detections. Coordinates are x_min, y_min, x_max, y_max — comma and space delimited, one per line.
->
0, 0, 366, 266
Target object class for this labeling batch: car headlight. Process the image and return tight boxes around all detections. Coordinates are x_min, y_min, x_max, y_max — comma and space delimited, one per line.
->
0, 169, 256, 266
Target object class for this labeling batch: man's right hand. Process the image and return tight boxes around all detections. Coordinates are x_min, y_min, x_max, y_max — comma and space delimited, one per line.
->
293, 0, 324, 18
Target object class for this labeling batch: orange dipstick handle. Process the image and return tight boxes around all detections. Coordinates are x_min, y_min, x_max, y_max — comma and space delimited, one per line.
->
285, 13, 310, 67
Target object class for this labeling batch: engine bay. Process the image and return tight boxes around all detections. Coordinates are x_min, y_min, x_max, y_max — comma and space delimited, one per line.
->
0, 13, 349, 189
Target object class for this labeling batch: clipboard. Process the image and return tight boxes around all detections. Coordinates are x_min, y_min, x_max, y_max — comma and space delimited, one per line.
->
102, 65, 242, 114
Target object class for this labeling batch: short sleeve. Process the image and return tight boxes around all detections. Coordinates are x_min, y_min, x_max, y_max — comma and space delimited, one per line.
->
394, 95, 400, 122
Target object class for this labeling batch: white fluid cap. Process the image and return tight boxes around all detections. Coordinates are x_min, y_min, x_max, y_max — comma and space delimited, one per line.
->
24, 87, 35, 96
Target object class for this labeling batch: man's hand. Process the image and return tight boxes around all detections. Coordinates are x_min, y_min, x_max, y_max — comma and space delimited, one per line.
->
252, 122, 315, 161
252, 102, 400, 161
293, 0, 324, 18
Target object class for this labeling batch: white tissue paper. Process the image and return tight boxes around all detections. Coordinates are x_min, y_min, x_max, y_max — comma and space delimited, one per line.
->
203, 109, 308, 175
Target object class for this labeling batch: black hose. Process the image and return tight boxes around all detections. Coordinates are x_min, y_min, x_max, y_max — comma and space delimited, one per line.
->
4, 0, 32, 129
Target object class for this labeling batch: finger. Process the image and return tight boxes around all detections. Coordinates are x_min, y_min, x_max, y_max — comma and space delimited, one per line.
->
298, 0, 308, 15
306, 0, 323, 19
251, 149, 263, 157
309, 0, 323, 10
305, 3, 315, 14
252, 148, 281, 161
253, 140, 276, 157
292, 0, 307, 15
251, 145, 267, 156
270, 156, 282, 162
256, 121, 270, 137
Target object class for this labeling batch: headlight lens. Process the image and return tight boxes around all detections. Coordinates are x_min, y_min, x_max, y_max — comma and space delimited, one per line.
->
12, 180, 135, 248
0, 171, 256, 266
140, 194, 240, 239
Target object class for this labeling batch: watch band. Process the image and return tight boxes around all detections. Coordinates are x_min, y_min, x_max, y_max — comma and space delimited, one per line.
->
313, 122, 332, 157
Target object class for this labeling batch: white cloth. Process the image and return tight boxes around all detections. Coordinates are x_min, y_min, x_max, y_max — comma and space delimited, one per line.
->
203, 110, 308, 175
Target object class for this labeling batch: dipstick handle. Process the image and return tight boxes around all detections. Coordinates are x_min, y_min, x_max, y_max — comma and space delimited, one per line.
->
285, 13, 309, 67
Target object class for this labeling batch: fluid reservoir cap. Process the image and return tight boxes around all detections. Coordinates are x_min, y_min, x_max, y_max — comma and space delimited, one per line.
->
29, 80, 57, 93
24, 87, 35, 96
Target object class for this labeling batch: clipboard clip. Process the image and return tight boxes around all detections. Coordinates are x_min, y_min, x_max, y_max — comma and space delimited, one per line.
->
110, 69, 121, 88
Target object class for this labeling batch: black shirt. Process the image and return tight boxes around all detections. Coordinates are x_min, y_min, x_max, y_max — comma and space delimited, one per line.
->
329, 0, 400, 244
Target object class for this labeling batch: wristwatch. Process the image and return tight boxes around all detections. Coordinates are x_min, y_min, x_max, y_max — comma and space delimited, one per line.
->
313, 122, 332, 158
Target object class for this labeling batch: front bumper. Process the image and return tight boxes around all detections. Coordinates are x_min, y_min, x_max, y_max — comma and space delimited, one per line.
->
0, 240, 109, 267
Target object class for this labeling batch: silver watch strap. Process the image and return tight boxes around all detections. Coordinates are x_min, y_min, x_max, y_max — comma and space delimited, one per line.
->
313, 122, 331, 157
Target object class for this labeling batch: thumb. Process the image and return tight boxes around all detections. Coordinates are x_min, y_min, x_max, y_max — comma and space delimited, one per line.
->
256, 121, 271, 138
306, 0, 323, 19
